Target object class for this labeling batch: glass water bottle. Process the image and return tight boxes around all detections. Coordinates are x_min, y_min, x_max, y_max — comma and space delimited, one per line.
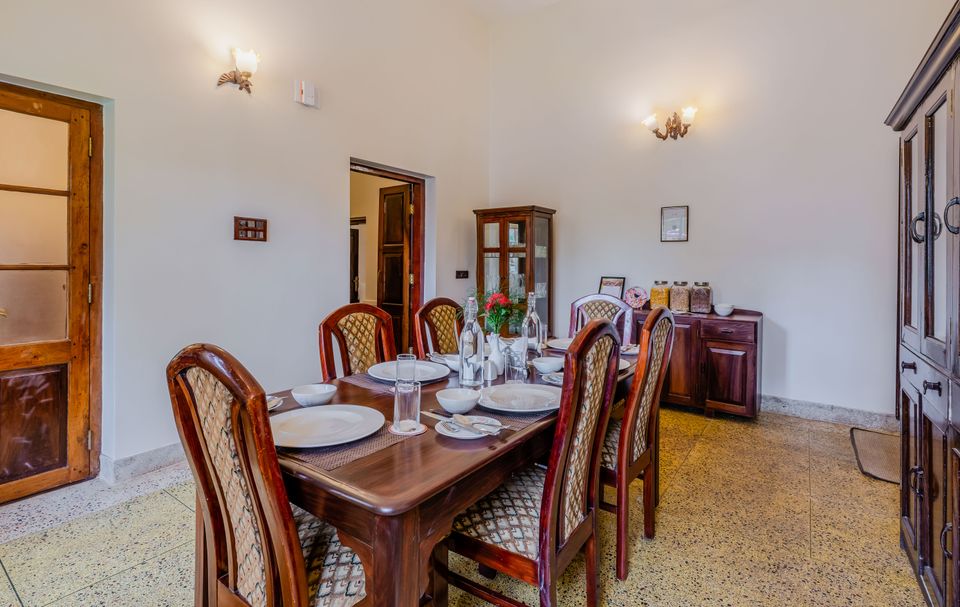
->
522, 291, 546, 354
458, 297, 485, 387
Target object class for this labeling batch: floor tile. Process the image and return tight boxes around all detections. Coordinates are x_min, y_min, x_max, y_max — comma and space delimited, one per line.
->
0, 490, 192, 606
164, 481, 196, 512
0, 568, 20, 607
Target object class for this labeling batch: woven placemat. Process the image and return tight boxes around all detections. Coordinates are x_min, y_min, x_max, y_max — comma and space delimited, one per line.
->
280, 425, 409, 471
339, 373, 395, 394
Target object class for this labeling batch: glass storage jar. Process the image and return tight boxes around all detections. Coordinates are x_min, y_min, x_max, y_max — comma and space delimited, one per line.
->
650, 281, 670, 308
691, 281, 712, 314
670, 281, 690, 313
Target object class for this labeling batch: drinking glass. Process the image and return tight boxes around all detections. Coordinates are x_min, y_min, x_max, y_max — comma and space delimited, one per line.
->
504, 347, 528, 384
396, 353, 417, 382
392, 380, 421, 433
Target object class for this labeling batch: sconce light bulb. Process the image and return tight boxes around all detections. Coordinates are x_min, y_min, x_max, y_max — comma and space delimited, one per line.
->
681, 106, 698, 125
642, 114, 659, 131
233, 48, 259, 75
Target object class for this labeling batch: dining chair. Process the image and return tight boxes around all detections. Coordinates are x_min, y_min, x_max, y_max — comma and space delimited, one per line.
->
444, 319, 621, 607
319, 303, 397, 382
568, 293, 633, 345
413, 297, 463, 358
599, 307, 675, 581
166, 343, 366, 607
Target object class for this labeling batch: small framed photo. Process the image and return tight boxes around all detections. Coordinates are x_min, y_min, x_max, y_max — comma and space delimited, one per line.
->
661, 205, 689, 242
598, 276, 626, 298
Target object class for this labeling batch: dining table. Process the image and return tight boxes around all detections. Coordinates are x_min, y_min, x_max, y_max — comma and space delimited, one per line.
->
208, 347, 640, 607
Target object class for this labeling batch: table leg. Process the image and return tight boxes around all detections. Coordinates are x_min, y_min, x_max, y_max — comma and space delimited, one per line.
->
368, 509, 422, 606
428, 543, 449, 607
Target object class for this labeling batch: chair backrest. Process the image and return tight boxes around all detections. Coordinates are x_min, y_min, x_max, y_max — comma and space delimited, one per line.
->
568, 293, 633, 344
617, 308, 675, 467
167, 344, 309, 607
539, 319, 620, 564
318, 303, 397, 381
413, 297, 463, 358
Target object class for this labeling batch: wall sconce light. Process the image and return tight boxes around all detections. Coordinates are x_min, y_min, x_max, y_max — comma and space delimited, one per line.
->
642, 106, 698, 140
217, 48, 260, 94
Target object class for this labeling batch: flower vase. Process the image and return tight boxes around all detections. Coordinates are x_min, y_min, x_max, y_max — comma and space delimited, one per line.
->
486, 333, 505, 375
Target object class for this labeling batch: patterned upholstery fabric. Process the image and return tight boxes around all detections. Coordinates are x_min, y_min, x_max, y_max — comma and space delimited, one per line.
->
559, 335, 615, 542
580, 299, 622, 322
185, 367, 267, 607
630, 317, 672, 460
336, 312, 379, 374
427, 305, 459, 354
451, 466, 546, 560
293, 506, 366, 607
601, 419, 622, 469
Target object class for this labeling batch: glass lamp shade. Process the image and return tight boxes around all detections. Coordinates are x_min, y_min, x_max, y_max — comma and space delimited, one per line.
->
641, 114, 659, 131
681, 106, 698, 125
233, 49, 259, 75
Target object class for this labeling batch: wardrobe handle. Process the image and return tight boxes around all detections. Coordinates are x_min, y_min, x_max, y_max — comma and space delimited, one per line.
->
909, 466, 924, 496
932, 212, 944, 240
923, 380, 943, 396
942, 522, 953, 560
911, 212, 926, 243
901, 361, 917, 373
945, 197, 960, 234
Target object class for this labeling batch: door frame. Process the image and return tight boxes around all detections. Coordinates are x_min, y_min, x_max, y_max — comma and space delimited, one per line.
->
0, 81, 103, 489
349, 161, 425, 348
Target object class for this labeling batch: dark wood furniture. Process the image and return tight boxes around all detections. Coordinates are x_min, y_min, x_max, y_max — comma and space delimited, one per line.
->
445, 319, 621, 607
413, 297, 463, 358
568, 293, 634, 345
888, 5, 960, 605
318, 303, 397, 382
167, 344, 366, 607
634, 308, 762, 419
600, 308, 675, 581
474, 206, 555, 335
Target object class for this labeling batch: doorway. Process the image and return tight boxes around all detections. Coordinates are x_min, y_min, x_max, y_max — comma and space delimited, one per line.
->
348, 162, 425, 353
0, 83, 102, 503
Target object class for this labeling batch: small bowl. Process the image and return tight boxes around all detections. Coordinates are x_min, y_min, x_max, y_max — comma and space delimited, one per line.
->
291, 384, 337, 406
714, 304, 735, 317
531, 356, 564, 374
436, 388, 481, 414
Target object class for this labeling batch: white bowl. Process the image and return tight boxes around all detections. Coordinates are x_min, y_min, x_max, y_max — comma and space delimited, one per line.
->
291, 384, 337, 406
531, 356, 564, 374
436, 388, 481, 414
714, 304, 734, 317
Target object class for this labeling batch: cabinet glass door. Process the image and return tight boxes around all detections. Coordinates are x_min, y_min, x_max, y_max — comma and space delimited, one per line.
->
904, 130, 922, 336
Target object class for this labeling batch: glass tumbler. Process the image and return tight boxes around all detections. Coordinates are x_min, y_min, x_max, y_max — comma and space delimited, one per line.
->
396, 353, 417, 382
504, 347, 528, 384
392, 380, 422, 433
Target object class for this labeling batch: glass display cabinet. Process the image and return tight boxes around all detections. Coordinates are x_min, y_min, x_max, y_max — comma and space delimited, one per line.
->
474, 205, 555, 335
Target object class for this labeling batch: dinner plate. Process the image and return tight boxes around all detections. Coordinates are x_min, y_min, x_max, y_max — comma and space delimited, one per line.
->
367, 360, 451, 383
434, 415, 503, 440
545, 337, 574, 350
479, 384, 562, 413
269, 405, 384, 448
541, 359, 630, 387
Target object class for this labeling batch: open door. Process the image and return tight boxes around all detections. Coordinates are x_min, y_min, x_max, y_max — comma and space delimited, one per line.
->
377, 184, 413, 352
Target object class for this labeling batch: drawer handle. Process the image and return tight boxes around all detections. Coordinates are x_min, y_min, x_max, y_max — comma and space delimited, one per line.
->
923, 380, 943, 396
719, 328, 734, 334
942, 522, 954, 560
901, 361, 917, 373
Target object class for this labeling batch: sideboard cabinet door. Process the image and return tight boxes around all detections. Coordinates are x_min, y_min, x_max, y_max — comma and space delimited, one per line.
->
922, 392, 951, 607
702, 340, 757, 417
662, 319, 700, 407
903, 386, 923, 570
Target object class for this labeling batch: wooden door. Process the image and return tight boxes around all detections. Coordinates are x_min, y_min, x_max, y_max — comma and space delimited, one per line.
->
903, 387, 922, 569
662, 319, 699, 407
702, 340, 757, 416
0, 85, 99, 503
377, 184, 412, 352
349, 228, 359, 303
923, 395, 951, 607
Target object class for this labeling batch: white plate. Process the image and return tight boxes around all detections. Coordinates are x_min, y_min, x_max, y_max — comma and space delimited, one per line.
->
541, 359, 630, 387
618, 358, 631, 371
367, 360, 451, 383
479, 384, 562, 413
270, 405, 384, 448
434, 415, 503, 440
545, 337, 574, 350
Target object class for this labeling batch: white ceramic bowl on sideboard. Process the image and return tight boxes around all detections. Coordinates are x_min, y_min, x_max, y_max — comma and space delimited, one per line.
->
714, 304, 735, 317
291, 384, 337, 406
436, 388, 481, 414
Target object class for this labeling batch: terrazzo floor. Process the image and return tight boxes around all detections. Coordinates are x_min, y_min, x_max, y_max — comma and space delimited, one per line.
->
0, 408, 918, 606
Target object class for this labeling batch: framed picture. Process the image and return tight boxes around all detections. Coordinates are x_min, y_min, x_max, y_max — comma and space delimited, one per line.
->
598, 276, 626, 298
661, 205, 689, 242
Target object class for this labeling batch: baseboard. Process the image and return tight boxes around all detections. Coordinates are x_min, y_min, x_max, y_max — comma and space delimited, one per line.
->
761, 394, 897, 432
99, 442, 186, 485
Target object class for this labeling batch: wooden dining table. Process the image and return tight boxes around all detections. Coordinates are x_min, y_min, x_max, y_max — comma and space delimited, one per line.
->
269, 352, 638, 607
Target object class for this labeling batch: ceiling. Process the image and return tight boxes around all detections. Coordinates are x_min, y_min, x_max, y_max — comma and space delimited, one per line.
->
459, 0, 564, 20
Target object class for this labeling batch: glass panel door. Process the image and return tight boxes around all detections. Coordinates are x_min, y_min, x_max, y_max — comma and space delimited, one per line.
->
930, 99, 949, 344
904, 132, 921, 330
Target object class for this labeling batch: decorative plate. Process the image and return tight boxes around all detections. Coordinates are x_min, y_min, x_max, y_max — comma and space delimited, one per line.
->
624, 286, 649, 310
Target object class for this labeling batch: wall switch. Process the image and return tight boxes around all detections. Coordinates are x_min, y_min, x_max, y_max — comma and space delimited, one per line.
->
456, 270, 469, 279
293, 80, 317, 107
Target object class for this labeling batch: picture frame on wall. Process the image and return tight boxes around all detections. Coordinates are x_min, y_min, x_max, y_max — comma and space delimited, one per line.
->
661, 205, 689, 242
598, 276, 626, 298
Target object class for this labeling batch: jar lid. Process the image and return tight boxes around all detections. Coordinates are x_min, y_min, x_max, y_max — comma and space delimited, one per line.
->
654, 280, 669, 285
673, 281, 688, 286
695, 281, 710, 286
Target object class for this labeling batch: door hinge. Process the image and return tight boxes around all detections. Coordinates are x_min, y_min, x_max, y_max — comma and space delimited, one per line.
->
88, 282, 93, 304
409, 203, 414, 215
88, 137, 93, 158
409, 273, 414, 285
86, 430, 93, 450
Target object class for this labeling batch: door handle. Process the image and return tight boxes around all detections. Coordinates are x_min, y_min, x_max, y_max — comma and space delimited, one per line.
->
901, 361, 917, 373
911, 212, 926, 243
932, 212, 944, 240
909, 466, 924, 496
923, 380, 943, 396
941, 522, 953, 560
945, 197, 960, 234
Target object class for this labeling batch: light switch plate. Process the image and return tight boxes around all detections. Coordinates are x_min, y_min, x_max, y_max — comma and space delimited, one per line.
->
456, 270, 469, 279
293, 80, 317, 107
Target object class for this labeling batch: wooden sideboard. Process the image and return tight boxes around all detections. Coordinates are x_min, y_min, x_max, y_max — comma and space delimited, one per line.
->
635, 308, 763, 419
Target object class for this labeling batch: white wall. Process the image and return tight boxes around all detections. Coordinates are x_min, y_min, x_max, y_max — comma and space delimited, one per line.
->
1, 0, 489, 460
487, 0, 954, 414
349, 172, 405, 304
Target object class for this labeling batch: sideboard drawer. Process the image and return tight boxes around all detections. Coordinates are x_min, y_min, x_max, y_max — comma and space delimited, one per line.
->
701, 320, 755, 343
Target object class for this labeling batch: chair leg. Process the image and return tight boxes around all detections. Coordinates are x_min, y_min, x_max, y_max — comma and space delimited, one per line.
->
616, 479, 630, 581
539, 581, 558, 607
643, 463, 656, 539
585, 531, 599, 607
